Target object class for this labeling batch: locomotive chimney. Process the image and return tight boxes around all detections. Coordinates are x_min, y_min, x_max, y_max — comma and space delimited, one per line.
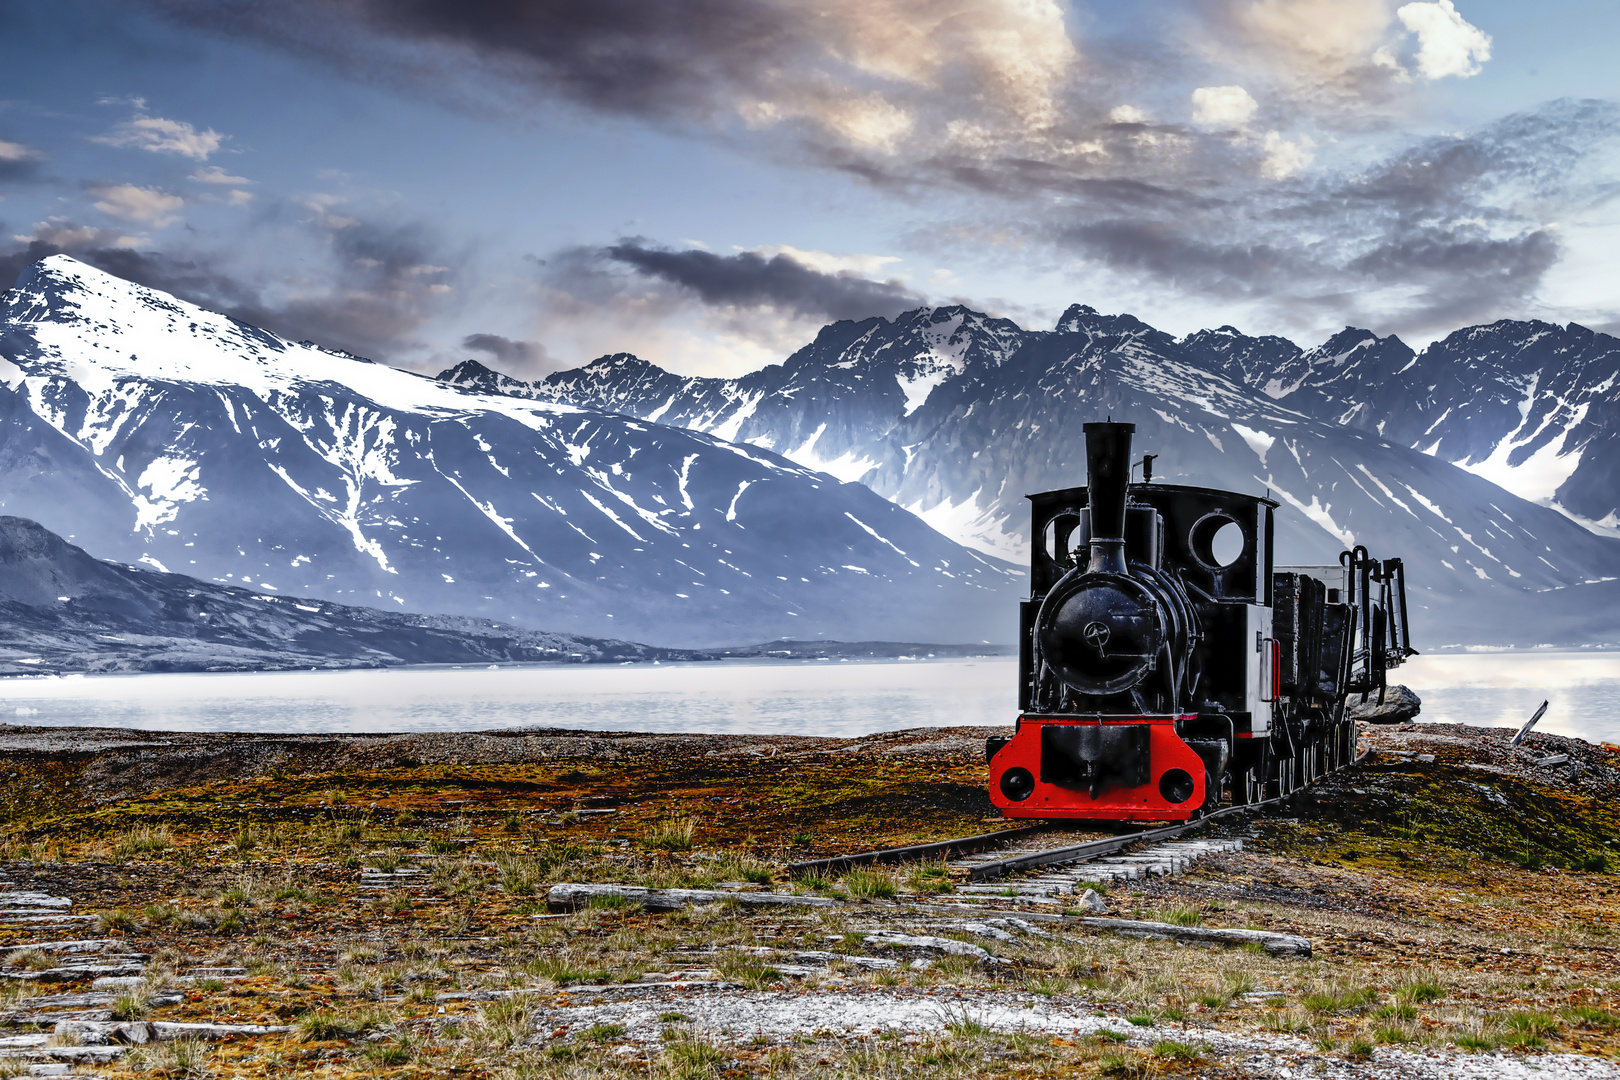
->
1083, 420, 1134, 575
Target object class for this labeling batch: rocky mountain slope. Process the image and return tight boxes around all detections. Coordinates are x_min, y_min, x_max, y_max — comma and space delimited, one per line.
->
0, 515, 713, 673
0, 515, 1007, 674
0, 257, 1020, 647
1184, 320, 1620, 536
460, 305, 1620, 646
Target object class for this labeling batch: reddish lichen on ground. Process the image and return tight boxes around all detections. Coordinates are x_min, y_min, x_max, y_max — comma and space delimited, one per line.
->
0, 722, 1615, 1078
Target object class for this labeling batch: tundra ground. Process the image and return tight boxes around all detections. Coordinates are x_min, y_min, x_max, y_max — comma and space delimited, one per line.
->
0, 720, 1616, 1078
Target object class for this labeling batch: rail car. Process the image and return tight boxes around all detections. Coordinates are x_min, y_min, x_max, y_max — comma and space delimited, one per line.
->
987, 421, 1416, 821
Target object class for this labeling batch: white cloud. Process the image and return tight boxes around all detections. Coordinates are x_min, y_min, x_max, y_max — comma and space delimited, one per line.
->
89, 184, 185, 228
93, 111, 225, 161
814, 0, 1076, 132
747, 245, 902, 277
1396, 0, 1491, 80
1108, 105, 1150, 124
1191, 85, 1260, 128
189, 165, 252, 185
304, 194, 359, 231
226, 189, 254, 206
813, 92, 916, 152
1232, 0, 1395, 71
731, 0, 1076, 161
14, 218, 142, 248
1260, 130, 1315, 179
0, 139, 41, 162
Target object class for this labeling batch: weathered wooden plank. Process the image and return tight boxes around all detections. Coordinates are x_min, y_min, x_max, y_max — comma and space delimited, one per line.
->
546, 883, 839, 911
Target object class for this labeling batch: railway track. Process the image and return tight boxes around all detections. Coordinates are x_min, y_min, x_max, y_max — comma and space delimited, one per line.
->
786, 742, 1373, 899
788, 799, 1274, 901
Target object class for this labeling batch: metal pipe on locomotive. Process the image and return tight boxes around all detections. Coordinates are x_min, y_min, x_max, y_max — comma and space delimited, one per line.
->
986, 421, 1416, 821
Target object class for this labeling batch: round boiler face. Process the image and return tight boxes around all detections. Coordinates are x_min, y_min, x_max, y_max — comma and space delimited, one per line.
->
1038, 575, 1164, 696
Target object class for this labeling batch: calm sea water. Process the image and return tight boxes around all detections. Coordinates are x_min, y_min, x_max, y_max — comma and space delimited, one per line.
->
0, 653, 1614, 744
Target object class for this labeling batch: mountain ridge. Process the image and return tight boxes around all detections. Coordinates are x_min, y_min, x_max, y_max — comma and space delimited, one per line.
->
444, 303, 1620, 646
0, 515, 1010, 674
0, 256, 1021, 647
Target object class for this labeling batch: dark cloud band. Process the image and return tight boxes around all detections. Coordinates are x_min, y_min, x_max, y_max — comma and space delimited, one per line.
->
141, 0, 806, 120
602, 243, 926, 323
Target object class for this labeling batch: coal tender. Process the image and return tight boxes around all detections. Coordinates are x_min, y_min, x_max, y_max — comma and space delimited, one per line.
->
987, 421, 1416, 821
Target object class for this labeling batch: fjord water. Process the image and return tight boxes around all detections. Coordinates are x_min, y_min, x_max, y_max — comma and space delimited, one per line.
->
0, 653, 1615, 745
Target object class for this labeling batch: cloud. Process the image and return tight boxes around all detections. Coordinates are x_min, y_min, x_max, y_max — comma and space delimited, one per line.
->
602, 242, 926, 323
88, 183, 186, 227
0, 138, 44, 181
143, 0, 1075, 163
1396, 0, 1491, 80
461, 333, 555, 378
1190, 0, 1490, 116
188, 165, 251, 184
92, 106, 224, 160
12, 219, 143, 250
110, 1, 1607, 352
1049, 98, 1620, 337
1261, 130, 1314, 179
520, 241, 937, 376
746, 245, 902, 278
1191, 85, 1260, 128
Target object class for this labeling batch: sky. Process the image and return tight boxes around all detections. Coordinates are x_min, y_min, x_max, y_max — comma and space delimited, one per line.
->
1, 0, 1618, 380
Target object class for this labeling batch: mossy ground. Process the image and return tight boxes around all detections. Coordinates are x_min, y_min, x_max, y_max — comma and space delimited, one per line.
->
0, 723, 1615, 1078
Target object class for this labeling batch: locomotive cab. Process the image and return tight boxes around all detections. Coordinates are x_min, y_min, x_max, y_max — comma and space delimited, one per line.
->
988, 421, 1413, 821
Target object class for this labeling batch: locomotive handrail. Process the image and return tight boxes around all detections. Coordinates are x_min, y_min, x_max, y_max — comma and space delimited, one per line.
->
1260, 637, 1282, 702
1385, 557, 1417, 660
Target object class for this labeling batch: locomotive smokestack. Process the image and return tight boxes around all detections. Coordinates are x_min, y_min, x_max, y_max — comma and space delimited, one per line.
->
1083, 421, 1134, 575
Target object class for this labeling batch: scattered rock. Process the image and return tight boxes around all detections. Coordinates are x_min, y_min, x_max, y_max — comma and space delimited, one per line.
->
1348, 684, 1422, 724
1077, 888, 1109, 914
862, 933, 994, 960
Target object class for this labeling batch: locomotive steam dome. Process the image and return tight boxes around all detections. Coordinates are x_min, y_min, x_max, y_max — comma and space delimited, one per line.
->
1039, 573, 1165, 695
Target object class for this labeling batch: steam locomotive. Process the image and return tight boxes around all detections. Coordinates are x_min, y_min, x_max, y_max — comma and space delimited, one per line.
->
986, 421, 1415, 821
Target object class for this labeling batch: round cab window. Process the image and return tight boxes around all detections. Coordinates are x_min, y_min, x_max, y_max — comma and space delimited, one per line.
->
1190, 513, 1247, 569
1042, 510, 1084, 567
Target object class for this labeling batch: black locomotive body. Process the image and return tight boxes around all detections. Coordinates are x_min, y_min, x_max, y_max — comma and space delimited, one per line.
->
987, 421, 1415, 820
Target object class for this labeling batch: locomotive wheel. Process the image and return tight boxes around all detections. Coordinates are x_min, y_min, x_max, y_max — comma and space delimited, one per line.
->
1267, 754, 1296, 798
1244, 766, 1264, 805
1231, 766, 1261, 806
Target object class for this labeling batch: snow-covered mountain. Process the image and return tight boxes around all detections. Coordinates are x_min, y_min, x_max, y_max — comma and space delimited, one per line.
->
476, 305, 1620, 646
0, 257, 1020, 646
1181, 321, 1620, 537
